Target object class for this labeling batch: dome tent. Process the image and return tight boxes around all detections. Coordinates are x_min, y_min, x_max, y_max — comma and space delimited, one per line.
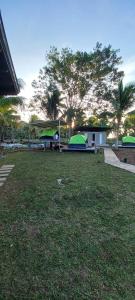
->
122, 136, 135, 145
30, 119, 67, 151
69, 134, 88, 149
39, 129, 59, 140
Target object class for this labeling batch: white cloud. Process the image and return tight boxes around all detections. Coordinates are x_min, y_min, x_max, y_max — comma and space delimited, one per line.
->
18, 72, 39, 122
122, 57, 135, 84
19, 72, 37, 99
121, 57, 135, 113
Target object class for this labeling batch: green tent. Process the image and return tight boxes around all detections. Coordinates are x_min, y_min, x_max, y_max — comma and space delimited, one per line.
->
31, 120, 66, 151
69, 134, 87, 145
122, 136, 135, 143
39, 129, 58, 138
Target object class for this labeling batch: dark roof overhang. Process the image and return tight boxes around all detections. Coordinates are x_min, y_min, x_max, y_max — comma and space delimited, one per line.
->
75, 126, 111, 132
127, 110, 135, 115
30, 119, 67, 128
0, 13, 19, 95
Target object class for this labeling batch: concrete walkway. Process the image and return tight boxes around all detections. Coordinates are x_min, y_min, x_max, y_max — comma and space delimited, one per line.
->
104, 148, 135, 174
0, 165, 15, 187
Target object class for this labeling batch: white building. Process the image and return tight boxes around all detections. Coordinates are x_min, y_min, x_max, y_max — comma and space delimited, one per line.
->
75, 126, 110, 146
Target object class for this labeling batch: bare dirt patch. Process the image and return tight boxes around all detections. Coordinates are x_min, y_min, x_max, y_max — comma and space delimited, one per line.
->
114, 149, 135, 165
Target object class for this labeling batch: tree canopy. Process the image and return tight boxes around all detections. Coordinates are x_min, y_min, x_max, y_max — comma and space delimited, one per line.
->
32, 43, 124, 118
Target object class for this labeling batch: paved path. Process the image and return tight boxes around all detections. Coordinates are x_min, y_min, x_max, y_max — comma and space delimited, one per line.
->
104, 148, 135, 174
0, 165, 15, 187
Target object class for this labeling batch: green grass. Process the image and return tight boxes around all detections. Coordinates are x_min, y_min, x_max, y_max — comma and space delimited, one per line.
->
0, 151, 135, 300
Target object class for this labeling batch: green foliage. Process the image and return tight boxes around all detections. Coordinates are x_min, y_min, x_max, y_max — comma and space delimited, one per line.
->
62, 107, 76, 124
99, 81, 135, 142
74, 108, 86, 127
87, 113, 111, 127
115, 81, 135, 134
0, 96, 24, 109
97, 111, 115, 127
62, 107, 86, 131
111, 81, 135, 113
45, 85, 62, 120
32, 43, 123, 119
28, 115, 40, 139
29, 114, 39, 123
87, 116, 99, 126
0, 107, 19, 127
124, 114, 135, 135
0, 96, 24, 141
0, 108, 20, 142
32, 83, 63, 120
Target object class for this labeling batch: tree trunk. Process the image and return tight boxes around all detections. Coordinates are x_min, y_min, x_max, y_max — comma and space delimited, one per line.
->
0, 126, 5, 142
115, 116, 121, 148
11, 126, 15, 143
68, 122, 72, 138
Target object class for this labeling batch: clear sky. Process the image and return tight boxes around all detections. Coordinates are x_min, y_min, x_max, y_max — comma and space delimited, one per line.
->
1, 0, 135, 107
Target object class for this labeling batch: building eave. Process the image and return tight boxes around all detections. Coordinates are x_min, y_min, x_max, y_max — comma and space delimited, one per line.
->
0, 12, 20, 95
75, 126, 111, 132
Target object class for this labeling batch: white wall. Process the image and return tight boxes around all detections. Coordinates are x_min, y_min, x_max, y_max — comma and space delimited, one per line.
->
85, 132, 106, 146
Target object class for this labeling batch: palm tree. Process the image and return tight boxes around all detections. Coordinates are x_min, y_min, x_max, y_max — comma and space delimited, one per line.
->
123, 114, 135, 135
0, 106, 20, 141
99, 81, 135, 145
0, 96, 23, 108
44, 86, 63, 120
112, 81, 135, 144
0, 96, 24, 142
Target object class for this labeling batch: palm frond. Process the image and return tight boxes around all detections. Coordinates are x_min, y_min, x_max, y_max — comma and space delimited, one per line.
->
0, 96, 24, 108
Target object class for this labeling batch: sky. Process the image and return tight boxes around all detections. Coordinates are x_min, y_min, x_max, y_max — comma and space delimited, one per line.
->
1, 0, 135, 120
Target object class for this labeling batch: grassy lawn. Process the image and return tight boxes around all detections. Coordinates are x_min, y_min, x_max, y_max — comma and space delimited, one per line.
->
0, 151, 135, 300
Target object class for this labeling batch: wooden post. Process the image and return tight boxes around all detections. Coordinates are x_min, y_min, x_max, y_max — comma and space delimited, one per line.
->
59, 119, 61, 152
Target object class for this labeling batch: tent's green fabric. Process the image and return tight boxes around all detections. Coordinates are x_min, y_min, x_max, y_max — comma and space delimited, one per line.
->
122, 136, 135, 143
69, 134, 87, 145
39, 129, 57, 137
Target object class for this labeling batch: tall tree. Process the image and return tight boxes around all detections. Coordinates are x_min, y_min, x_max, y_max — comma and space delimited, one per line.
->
32, 83, 63, 121
45, 85, 62, 120
32, 43, 123, 122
